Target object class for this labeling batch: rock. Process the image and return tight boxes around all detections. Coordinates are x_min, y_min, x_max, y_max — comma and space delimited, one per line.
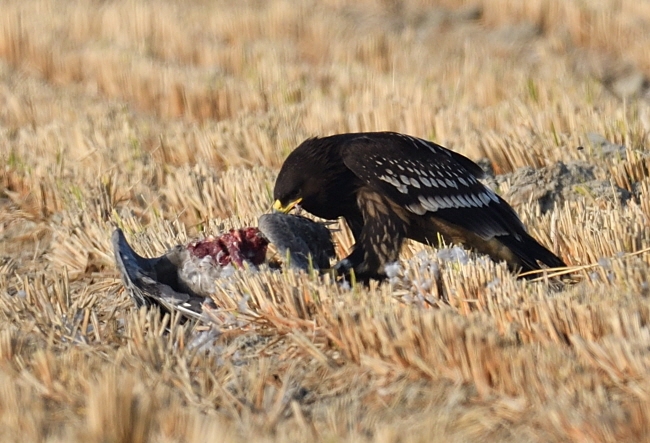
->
586, 133, 627, 159
569, 180, 631, 207
485, 161, 630, 212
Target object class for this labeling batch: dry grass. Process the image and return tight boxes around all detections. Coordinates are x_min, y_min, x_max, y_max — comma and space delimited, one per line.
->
2, 0, 650, 441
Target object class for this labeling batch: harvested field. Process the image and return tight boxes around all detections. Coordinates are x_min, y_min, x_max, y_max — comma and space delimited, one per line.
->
2, 0, 650, 441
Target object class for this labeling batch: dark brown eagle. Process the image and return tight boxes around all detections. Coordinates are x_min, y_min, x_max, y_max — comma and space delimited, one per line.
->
273, 131, 566, 281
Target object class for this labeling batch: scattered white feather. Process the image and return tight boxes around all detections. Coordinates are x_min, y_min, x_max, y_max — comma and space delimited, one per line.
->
384, 262, 401, 279
237, 294, 251, 314
435, 246, 469, 265
597, 257, 611, 270
188, 329, 223, 353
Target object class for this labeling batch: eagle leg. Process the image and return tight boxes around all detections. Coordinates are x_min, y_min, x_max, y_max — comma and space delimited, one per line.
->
336, 187, 410, 281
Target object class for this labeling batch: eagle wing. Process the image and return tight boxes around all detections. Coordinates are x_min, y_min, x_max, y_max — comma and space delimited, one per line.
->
340, 132, 527, 241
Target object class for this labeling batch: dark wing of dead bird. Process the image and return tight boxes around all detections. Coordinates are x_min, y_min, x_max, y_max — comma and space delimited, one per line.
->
340, 133, 528, 241
258, 213, 335, 270
112, 229, 206, 321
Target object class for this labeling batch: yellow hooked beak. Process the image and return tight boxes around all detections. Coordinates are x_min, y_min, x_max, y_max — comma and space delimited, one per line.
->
273, 198, 302, 213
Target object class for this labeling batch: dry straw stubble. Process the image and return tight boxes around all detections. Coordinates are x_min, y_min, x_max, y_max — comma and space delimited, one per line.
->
2, 0, 650, 441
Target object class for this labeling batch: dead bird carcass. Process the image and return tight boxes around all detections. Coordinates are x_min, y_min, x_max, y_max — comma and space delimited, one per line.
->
112, 213, 336, 320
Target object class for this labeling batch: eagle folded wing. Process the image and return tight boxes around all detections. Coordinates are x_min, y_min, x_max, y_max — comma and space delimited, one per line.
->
340, 133, 527, 241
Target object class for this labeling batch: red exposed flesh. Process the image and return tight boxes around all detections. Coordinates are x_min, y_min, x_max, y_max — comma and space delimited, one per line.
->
187, 227, 268, 267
